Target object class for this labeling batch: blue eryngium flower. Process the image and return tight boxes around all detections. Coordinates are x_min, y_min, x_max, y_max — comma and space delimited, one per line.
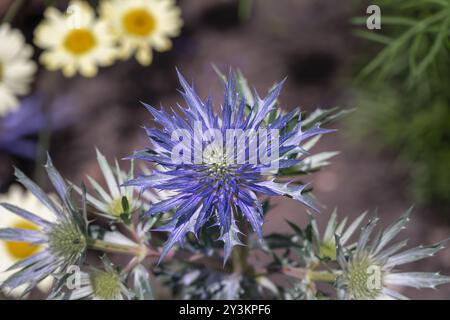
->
125, 70, 334, 263
0, 93, 78, 159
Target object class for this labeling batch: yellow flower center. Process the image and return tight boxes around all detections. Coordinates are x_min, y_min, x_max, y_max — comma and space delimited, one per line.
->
345, 255, 383, 299
91, 270, 121, 300
123, 8, 156, 37
63, 28, 97, 55
4, 221, 42, 260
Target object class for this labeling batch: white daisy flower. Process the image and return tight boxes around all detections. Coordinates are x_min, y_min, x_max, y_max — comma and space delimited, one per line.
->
0, 24, 37, 116
0, 184, 55, 297
100, 0, 183, 66
34, 0, 117, 78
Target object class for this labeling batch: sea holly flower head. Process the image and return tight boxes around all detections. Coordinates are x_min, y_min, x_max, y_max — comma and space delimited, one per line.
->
125, 69, 334, 263
72, 149, 169, 226
0, 156, 87, 295
336, 208, 450, 300
63, 258, 132, 300
0, 184, 56, 297
309, 209, 367, 261
72, 149, 142, 223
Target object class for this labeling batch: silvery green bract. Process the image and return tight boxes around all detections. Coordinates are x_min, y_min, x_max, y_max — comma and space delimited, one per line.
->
336, 209, 450, 300
72, 149, 163, 223
0, 157, 87, 296
263, 208, 450, 300
61, 257, 132, 300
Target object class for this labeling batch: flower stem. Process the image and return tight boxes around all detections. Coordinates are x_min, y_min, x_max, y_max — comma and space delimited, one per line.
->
282, 266, 336, 283
231, 219, 251, 274
238, 0, 253, 21
122, 257, 140, 274
231, 244, 250, 274
308, 270, 336, 283
35, 113, 52, 186
87, 238, 149, 258
1, 0, 26, 24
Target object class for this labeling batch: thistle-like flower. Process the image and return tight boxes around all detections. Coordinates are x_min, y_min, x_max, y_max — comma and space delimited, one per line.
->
336, 208, 450, 300
125, 70, 333, 262
72, 149, 168, 225
309, 209, 367, 261
73, 149, 139, 221
0, 157, 87, 294
63, 259, 131, 300
0, 185, 55, 297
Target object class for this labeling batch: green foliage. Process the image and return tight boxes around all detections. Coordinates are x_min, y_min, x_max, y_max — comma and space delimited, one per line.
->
350, 0, 450, 205
353, 0, 450, 89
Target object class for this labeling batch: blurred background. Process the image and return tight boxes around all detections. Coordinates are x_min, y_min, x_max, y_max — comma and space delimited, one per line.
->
0, 0, 449, 299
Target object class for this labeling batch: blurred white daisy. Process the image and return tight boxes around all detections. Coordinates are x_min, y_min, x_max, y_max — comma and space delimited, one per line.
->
0, 24, 37, 116
34, 0, 117, 78
100, 0, 182, 66
0, 184, 55, 298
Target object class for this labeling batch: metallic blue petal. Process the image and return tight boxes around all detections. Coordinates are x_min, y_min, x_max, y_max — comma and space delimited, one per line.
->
0, 228, 47, 244
0, 203, 53, 229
